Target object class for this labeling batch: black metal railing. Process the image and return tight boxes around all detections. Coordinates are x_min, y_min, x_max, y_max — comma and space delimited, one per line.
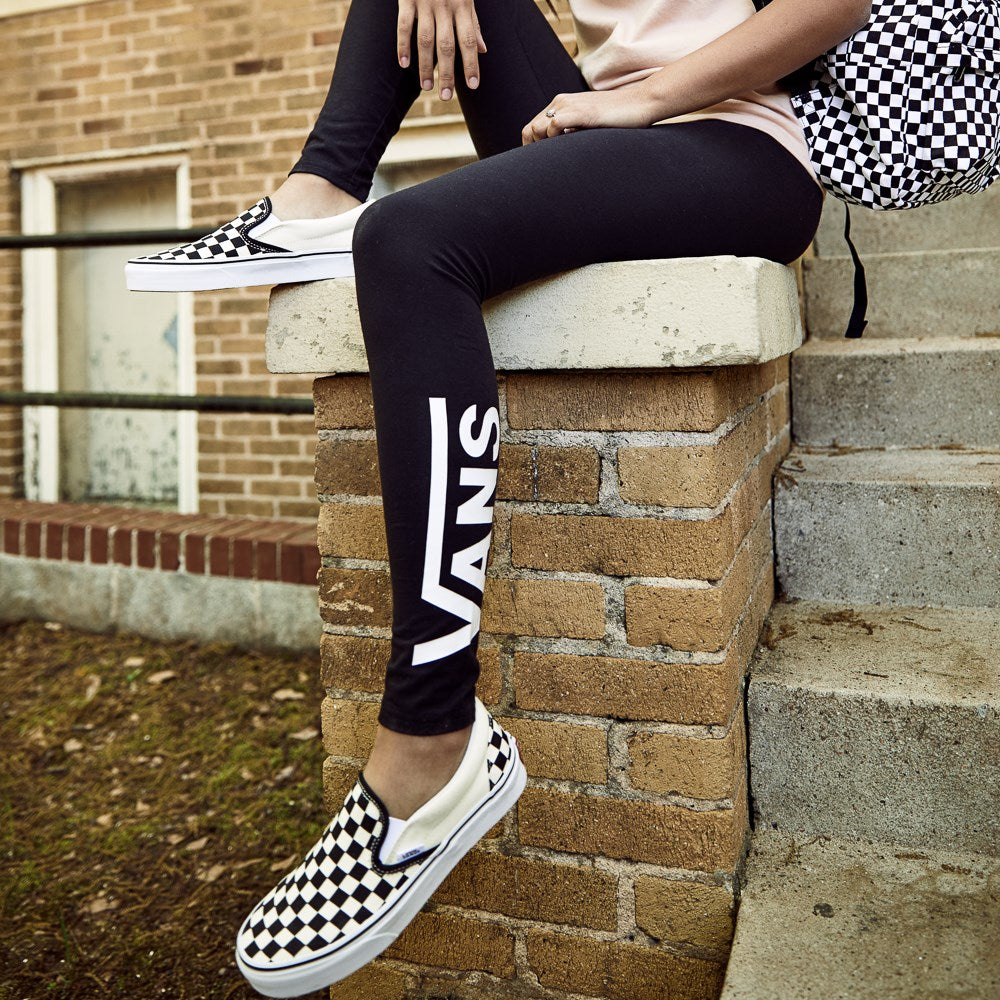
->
0, 228, 209, 250
0, 390, 313, 414
0, 227, 315, 415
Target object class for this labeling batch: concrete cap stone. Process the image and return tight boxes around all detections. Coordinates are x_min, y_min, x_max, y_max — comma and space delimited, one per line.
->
265, 256, 803, 374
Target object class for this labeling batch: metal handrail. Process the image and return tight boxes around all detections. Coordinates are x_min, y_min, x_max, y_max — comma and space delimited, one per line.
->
0, 391, 313, 414
0, 229, 317, 415
0, 228, 210, 249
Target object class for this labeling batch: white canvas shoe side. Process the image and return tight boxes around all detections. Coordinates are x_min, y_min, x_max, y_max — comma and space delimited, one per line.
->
124, 196, 370, 292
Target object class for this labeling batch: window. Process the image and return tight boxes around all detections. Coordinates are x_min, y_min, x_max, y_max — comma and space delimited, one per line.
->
3, 1, 105, 17
373, 117, 477, 196
20, 156, 196, 510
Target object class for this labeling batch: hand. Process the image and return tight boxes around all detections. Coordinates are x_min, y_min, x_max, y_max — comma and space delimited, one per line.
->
397, 0, 487, 101
521, 83, 665, 144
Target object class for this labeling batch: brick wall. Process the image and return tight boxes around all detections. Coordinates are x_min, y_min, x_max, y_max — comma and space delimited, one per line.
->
0, 0, 575, 512
0, 498, 320, 581
313, 357, 790, 999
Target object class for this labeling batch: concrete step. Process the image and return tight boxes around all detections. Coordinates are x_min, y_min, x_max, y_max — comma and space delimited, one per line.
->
790, 336, 1000, 449
814, 182, 1000, 256
720, 828, 1000, 999
803, 248, 1000, 339
746, 598, 1000, 855
773, 447, 1000, 608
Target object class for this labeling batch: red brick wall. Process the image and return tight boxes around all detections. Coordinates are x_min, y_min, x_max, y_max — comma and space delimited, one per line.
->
0, 0, 575, 514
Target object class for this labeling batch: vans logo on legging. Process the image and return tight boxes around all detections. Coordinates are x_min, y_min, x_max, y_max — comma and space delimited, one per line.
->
412, 397, 499, 666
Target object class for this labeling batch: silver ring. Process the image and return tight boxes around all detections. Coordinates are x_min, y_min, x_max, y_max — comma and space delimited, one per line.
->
545, 108, 556, 118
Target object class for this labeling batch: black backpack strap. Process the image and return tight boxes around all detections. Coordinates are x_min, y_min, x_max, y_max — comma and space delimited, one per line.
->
842, 202, 868, 338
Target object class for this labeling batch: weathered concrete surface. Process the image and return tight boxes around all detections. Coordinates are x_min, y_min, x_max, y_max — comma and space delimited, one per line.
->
803, 249, 1000, 339
721, 828, 1000, 999
265, 256, 803, 374
773, 448, 1000, 608
747, 598, 1000, 855
0, 555, 114, 633
0, 555, 321, 651
814, 182, 1000, 256
790, 335, 1000, 448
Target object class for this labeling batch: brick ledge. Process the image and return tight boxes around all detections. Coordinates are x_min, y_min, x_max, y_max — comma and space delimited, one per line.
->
0, 501, 320, 585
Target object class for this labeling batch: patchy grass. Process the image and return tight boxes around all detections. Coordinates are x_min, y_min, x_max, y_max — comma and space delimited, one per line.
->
0, 619, 337, 999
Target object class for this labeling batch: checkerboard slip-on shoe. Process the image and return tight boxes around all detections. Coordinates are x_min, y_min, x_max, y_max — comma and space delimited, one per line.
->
234, 698, 526, 998
124, 197, 369, 292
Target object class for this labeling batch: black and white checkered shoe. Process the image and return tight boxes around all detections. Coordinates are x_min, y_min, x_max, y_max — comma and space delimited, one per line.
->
125, 197, 368, 292
234, 698, 526, 998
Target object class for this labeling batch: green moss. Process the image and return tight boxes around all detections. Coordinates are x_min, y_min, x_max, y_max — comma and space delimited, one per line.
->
0, 620, 329, 999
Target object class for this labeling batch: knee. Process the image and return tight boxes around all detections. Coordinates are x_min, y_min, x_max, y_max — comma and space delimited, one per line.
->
352, 186, 487, 303
352, 189, 441, 276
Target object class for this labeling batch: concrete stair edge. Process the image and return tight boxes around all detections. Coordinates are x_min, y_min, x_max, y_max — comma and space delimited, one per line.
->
745, 598, 1000, 856
720, 828, 1000, 1000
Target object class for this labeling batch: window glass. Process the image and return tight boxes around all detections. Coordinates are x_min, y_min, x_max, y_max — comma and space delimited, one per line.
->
56, 172, 180, 505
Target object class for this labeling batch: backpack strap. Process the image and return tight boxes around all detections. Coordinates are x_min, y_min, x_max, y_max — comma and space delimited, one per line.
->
842, 203, 868, 339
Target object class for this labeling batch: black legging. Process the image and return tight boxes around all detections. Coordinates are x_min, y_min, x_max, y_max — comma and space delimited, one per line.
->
293, 0, 824, 736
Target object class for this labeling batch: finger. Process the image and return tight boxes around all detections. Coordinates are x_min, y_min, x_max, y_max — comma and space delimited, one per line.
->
397, 0, 416, 67
454, 3, 480, 89
415, 0, 435, 91
434, 1, 457, 100
547, 112, 568, 137
545, 101, 583, 135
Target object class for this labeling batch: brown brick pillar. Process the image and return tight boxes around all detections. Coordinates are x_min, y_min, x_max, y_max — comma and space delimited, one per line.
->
311, 354, 791, 1000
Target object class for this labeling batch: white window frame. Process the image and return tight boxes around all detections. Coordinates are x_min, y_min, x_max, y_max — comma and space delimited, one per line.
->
3, 1, 106, 17
19, 153, 198, 512
381, 116, 476, 167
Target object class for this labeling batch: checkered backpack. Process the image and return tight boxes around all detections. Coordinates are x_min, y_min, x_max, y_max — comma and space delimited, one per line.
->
753, 0, 1000, 337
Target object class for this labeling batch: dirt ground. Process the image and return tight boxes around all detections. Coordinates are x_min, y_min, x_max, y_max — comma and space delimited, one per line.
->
0, 618, 338, 1000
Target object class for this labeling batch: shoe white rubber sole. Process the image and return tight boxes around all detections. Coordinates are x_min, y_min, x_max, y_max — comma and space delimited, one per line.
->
124, 249, 354, 292
234, 739, 527, 998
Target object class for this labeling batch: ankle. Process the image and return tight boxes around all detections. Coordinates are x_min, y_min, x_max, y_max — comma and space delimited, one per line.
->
270, 172, 362, 220
362, 724, 473, 821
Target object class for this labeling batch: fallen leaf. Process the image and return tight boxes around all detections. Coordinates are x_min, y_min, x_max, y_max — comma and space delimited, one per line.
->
64, 738, 84, 753
82, 895, 119, 915
135, 800, 151, 814
185, 836, 209, 852
166, 833, 184, 846
275, 765, 295, 782
197, 864, 227, 883
289, 728, 318, 741
44, 621, 62, 631
272, 688, 305, 701
83, 675, 101, 703
147, 670, 177, 685
96, 814, 113, 828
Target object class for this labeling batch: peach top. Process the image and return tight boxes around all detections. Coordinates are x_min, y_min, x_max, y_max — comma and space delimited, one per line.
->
566, 0, 821, 186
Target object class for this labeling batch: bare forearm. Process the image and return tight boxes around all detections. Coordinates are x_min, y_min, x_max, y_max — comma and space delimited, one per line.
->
639, 0, 873, 120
